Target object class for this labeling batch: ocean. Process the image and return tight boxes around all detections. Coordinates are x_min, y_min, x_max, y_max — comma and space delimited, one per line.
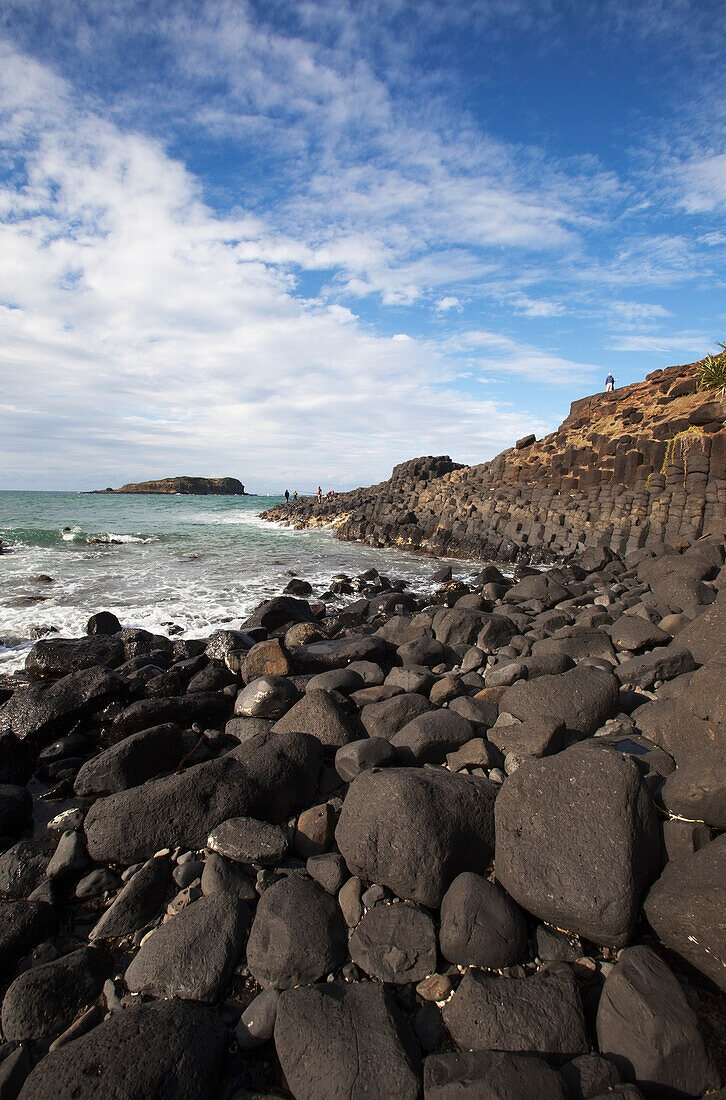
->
0, 491, 480, 673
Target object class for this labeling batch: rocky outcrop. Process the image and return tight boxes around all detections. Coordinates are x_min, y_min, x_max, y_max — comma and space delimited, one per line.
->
263, 360, 725, 562
96, 476, 246, 495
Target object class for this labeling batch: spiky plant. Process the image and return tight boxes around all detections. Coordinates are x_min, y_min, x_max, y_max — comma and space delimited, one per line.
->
698, 343, 726, 398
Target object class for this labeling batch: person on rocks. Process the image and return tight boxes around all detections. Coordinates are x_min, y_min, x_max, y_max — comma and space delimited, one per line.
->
284, 489, 290, 503
605, 373, 615, 392
316, 486, 322, 501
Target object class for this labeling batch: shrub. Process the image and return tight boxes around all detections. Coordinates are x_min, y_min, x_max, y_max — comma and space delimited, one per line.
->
698, 343, 726, 398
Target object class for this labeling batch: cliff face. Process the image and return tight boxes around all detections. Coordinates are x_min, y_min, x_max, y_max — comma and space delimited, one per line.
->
263, 360, 725, 563
100, 477, 246, 496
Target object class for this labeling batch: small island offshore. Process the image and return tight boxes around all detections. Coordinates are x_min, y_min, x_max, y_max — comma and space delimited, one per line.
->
92, 476, 247, 496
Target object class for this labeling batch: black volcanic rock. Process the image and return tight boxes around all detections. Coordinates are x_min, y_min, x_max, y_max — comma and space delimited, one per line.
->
17, 998, 227, 1098
275, 981, 421, 1100
336, 767, 496, 907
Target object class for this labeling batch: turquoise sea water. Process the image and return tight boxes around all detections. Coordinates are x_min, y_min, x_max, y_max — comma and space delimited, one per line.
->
0, 491, 478, 672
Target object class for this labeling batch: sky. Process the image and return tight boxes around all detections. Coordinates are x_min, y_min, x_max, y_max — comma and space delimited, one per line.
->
1, 0, 725, 492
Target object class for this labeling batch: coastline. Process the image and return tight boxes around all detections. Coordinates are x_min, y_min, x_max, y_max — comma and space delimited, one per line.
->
0, 537, 724, 1094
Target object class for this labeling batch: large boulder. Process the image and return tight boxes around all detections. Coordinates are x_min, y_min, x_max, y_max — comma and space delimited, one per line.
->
659, 746, 726, 829
498, 665, 619, 739
0, 900, 57, 983
495, 744, 662, 947
24, 635, 125, 677
360, 693, 432, 740
615, 648, 696, 690
17, 998, 226, 1099
89, 855, 171, 941
2, 946, 110, 1041
234, 676, 300, 719
125, 893, 248, 1002
84, 731, 321, 864
349, 903, 437, 984
390, 709, 473, 764
439, 873, 527, 969
111, 692, 231, 738
241, 595, 318, 632
74, 722, 186, 795
274, 981, 420, 1100
246, 875, 346, 989
596, 945, 719, 1098
424, 1051, 567, 1100
271, 689, 359, 747
644, 834, 726, 992
336, 767, 497, 907
442, 968, 588, 1059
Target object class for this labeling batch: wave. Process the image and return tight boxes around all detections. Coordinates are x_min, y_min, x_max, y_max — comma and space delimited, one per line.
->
1, 526, 160, 549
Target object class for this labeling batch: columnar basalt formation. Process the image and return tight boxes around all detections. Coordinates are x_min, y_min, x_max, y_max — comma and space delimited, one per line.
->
263, 360, 725, 562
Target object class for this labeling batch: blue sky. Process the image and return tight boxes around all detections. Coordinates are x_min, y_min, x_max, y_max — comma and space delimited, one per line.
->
1, 0, 724, 492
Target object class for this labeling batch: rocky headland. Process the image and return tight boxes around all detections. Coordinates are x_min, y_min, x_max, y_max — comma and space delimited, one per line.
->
262, 359, 725, 563
94, 476, 246, 495
0, 533, 724, 1096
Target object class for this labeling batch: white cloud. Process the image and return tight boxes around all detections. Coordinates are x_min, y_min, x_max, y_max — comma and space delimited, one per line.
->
0, 42, 547, 490
607, 333, 710, 355
678, 153, 726, 213
435, 296, 462, 311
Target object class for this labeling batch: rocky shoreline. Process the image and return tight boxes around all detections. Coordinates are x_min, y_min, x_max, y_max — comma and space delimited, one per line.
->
91, 476, 247, 495
262, 360, 725, 564
0, 537, 724, 1097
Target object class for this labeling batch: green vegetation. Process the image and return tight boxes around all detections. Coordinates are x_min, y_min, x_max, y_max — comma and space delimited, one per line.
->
661, 425, 707, 488
698, 343, 726, 398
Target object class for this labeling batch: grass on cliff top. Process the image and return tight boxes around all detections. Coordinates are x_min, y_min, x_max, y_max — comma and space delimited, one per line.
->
698, 345, 726, 398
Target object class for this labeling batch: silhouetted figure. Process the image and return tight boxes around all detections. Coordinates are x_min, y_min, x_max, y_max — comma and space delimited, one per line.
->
284, 489, 290, 503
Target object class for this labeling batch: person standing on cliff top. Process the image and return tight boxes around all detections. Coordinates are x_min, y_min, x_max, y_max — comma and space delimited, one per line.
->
605, 373, 615, 392
284, 489, 290, 503
316, 486, 322, 501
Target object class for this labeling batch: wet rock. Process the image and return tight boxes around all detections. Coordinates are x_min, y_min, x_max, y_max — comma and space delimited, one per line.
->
17, 998, 226, 1099
495, 743, 662, 947
439, 872, 527, 969
336, 767, 497, 907
90, 855, 171, 941
241, 595, 318, 633
74, 722, 185, 795
111, 691, 231, 737
207, 817, 289, 865
271, 689, 358, 747
442, 967, 588, 1060
391, 709, 473, 764
125, 892, 249, 1002
84, 731, 321, 863
25, 635, 125, 677
275, 981, 420, 1100
234, 676, 299, 719
349, 903, 437, 983
596, 945, 719, 1097
86, 611, 122, 635
246, 875, 346, 989
644, 833, 726, 991
424, 1051, 568, 1099
2, 946, 110, 1041
0, 666, 126, 746
205, 628, 255, 662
